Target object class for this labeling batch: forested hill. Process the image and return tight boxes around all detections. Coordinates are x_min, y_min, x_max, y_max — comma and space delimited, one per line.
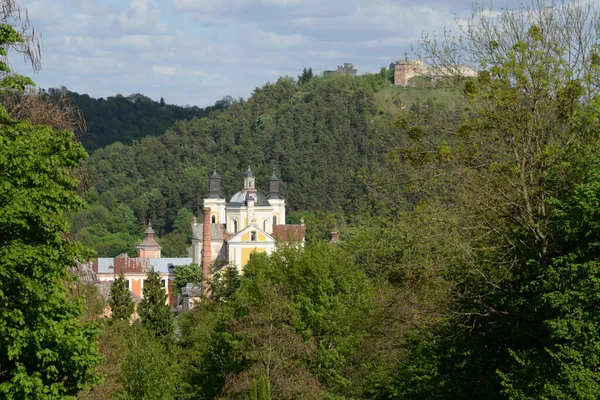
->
75, 71, 464, 256
45, 87, 230, 152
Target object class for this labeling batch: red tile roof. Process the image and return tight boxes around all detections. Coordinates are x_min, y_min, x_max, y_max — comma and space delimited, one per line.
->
272, 224, 306, 243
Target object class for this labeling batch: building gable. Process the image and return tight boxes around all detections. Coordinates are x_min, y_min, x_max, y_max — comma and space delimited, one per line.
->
227, 224, 275, 244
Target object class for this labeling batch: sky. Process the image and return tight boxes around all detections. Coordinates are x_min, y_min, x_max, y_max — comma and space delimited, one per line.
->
11, 0, 512, 107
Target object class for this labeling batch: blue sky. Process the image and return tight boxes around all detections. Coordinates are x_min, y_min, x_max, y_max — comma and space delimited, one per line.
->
12, 0, 507, 107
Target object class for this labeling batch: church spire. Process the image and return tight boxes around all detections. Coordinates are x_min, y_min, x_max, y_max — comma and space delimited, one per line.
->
268, 170, 281, 199
244, 166, 255, 189
137, 222, 162, 258
208, 168, 223, 198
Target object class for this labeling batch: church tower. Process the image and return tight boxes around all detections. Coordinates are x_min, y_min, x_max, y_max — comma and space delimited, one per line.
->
268, 171, 285, 227
137, 222, 162, 258
192, 167, 306, 271
244, 167, 255, 189
204, 169, 226, 224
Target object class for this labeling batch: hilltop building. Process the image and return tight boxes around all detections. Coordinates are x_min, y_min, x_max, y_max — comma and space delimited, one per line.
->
323, 63, 358, 77
390, 59, 477, 86
85, 168, 305, 308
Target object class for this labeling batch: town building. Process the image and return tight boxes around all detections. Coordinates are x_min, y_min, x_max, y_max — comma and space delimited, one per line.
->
86, 168, 305, 307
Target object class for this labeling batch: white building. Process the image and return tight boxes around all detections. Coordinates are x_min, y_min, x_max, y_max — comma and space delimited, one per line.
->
192, 168, 305, 272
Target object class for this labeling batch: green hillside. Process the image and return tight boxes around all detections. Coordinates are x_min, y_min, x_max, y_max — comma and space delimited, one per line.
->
45, 88, 229, 152
72, 72, 464, 256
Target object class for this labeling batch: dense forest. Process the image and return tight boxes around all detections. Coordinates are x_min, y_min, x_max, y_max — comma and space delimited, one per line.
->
71, 69, 463, 256
5, 0, 600, 399
44, 87, 230, 152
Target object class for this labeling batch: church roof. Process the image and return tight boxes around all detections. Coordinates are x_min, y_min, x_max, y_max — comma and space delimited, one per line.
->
272, 224, 306, 243
137, 223, 161, 250
228, 190, 271, 206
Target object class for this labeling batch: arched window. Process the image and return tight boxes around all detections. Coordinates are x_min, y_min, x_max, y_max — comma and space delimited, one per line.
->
233, 219, 238, 233
211, 215, 216, 224
263, 219, 268, 231
273, 215, 277, 226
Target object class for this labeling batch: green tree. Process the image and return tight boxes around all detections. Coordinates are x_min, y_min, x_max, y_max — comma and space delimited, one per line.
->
138, 268, 173, 341
210, 264, 241, 303
119, 325, 178, 400
385, 1, 600, 398
108, 271, 134, 321
0, 3, 100, 396
172, 207, 194, 238
173, 263, 203, 297
298, 67, 314, 84
257, 374, 271, 400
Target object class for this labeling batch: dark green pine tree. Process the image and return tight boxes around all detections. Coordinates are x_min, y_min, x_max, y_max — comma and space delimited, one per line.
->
297, 67, 314, 84
138, 268, 173, 340
108, 270, 134, 321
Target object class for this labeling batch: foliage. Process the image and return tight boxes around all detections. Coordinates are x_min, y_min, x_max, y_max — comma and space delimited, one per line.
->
209, 264, 241, 303
109, 271, 135, 321
0, 9, 100, 397
172, 263, 203, 297
380, 1, 600, 399
249, 375, 271, 400
119, 324, 179, 400
193, 243, 373, 399
71, 282, 106, 324
44, 87, 229, 152
70, 201, 140, 257
297, 67, 314, 85
138, 269, 173, 341
78, 74, 415, 234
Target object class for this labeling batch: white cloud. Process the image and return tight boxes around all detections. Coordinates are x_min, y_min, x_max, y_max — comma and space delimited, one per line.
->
152, 65, 209, 78
307, 50, 353, 59
11, 0, 494, 106
110, 0, 168, 34
265, 31, 305, 46
23, 0, 65, 26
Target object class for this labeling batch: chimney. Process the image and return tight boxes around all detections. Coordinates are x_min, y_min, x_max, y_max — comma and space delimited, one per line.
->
330, 231, 340, 244
202, 207, 212, 296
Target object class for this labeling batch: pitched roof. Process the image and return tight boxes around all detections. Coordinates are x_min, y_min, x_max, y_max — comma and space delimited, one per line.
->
93, 256, 192, 274
272, 224, 306, 243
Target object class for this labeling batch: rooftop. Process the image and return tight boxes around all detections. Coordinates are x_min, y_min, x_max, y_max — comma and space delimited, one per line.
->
93, 256, 192, 274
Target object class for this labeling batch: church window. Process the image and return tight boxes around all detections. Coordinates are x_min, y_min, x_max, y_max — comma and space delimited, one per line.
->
125, 279, 130, 289
211, 215, 216, 224
273, 215, 277, 226
233, 219, 238, 233
161, 279, 166, 287
251, 231, 257, 241
263, 220, 267, 231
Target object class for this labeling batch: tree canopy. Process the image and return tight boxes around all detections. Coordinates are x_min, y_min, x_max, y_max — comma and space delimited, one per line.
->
0, 3, 99, 396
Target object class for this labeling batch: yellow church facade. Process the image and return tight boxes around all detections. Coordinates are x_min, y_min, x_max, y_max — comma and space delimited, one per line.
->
191, 168, 305, 271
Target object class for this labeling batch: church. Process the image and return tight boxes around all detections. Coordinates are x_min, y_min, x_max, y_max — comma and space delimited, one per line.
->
88, 168, 305, 307
191, 167, 305, 272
